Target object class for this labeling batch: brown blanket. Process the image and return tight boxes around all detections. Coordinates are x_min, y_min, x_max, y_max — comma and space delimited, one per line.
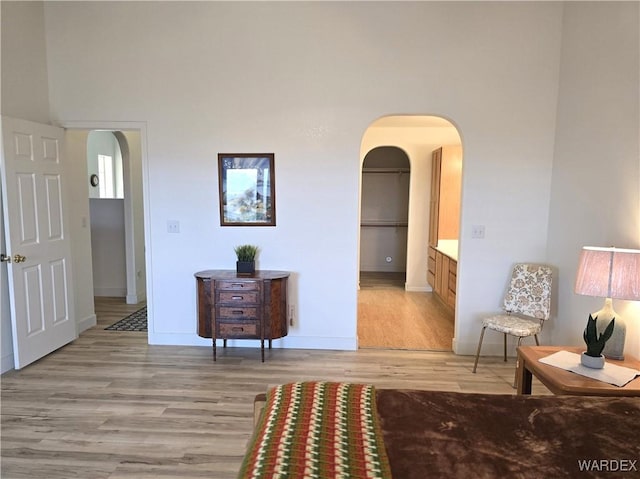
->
376, 389, 640, 479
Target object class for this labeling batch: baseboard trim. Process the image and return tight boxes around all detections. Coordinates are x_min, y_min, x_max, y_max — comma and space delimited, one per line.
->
126, 293, 145, 305
405, 285, 430, 292
94, 288, 127, 297
1, 351, 14, 374
148, 333, 358, 351
77, 314, 97, 334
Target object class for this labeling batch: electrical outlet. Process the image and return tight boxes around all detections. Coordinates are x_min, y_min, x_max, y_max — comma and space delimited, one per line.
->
167, 220, 180, 233
289, 305, 295, 326
471, 224, 485, 239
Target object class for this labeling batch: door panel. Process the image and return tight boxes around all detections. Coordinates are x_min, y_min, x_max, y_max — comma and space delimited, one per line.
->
51, 258, 69, 323
45, 174, 64, 239
23, 264, 44, 336
17, 173, 39, 243
1, 117, 76, 369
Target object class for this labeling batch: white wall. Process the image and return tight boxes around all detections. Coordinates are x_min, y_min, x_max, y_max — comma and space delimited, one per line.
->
65, 130, 97, 334
87, 130, 122, 199
42, 1, 566, 352
546, 3, 640, 356
0, 1, 50, 124
118, 131, 146, 304
90, 199, 126, 296
3, 2, 637, 361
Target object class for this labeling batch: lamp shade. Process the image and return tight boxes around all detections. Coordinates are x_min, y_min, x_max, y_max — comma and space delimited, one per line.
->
574, 247, 640, 300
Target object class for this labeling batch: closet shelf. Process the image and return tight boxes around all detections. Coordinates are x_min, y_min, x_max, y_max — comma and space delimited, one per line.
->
360, 221, 408, 228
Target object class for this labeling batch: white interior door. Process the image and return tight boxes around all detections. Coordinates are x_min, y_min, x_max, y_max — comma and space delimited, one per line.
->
1, 117, 77, 369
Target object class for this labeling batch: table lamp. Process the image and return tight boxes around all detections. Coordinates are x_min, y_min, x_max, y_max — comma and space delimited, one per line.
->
574, 246, 640, 360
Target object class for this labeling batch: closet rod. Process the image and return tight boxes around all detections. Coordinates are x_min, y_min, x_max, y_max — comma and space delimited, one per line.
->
362, 168, 410, 174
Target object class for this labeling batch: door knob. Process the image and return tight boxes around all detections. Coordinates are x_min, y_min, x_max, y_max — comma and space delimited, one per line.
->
12, 254, 26, 263
0, 253, 10, 263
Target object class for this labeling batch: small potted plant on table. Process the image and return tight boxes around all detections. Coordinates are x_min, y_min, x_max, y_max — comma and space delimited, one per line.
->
581, 314, 615, 369
234, 244, 258, 276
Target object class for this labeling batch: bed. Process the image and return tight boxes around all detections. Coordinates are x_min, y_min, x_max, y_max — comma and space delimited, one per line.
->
239, 381, 640, 479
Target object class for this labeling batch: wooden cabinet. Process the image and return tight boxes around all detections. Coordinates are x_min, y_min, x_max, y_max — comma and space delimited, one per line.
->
429, 146, 462, 244
436, 251, 448, 298
427, 246, 437, 287
446, 257, 457, 309
427, 145, 461, 312
428, 149, 442, 247
428, 245, 457, 311
195, 270, 289, 362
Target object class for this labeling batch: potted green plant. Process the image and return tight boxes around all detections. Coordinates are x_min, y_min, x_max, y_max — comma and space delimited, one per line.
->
581, 314, 615, 369
234, 244, 258, 276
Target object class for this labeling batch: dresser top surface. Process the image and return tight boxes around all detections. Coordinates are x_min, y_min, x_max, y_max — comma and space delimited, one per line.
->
194, 270, 290, 280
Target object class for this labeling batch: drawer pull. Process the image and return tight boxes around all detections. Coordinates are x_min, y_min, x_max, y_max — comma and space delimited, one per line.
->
231, 295, 243, 300
232, 310, 244, 315
231, 283, 245, 288
231, 327, 244, 332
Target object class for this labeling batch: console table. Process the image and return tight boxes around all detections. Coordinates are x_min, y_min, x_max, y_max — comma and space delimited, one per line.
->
517, 345, 640, 396
195, 270, 289, 362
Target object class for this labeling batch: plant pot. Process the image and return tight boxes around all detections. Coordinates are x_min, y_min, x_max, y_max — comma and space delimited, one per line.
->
581, 352, 605, 369
236, 261, 255, 276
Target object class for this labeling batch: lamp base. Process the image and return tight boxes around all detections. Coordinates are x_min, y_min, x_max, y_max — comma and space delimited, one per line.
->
592, 298, 626, 360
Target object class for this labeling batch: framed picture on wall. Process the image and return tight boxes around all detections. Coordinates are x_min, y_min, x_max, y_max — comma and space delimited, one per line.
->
218, 153, 276, 226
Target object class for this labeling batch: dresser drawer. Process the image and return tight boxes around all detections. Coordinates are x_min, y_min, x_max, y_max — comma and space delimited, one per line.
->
217, 306, 259, 320
216, 280, 260, 291
218, 321, 259, 338
218, 291, 259, 304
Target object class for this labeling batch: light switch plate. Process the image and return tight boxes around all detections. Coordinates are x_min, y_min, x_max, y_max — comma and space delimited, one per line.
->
167, 220, 180, 233
471, 224, 485, 239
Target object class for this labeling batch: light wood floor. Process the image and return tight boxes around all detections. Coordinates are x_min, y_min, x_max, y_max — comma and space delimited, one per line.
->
358, 272, 454, 350
1, 297, 547, 479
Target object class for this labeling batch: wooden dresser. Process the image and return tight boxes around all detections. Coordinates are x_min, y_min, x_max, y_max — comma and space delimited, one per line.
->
195, 270, 289, 362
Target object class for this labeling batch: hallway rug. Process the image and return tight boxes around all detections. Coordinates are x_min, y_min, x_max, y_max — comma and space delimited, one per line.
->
105, 307, 147, 332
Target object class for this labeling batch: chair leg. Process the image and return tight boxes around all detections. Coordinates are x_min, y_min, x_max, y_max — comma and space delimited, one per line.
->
534, 334, 540, 346
512, 336, 525, 388
472, 326, 487, 373
503, 333, 507, 362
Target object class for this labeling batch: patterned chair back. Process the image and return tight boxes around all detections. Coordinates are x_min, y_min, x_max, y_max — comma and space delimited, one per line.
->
503, 263, 553, 320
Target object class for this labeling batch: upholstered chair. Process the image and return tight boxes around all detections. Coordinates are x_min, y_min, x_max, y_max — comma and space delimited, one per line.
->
472, 263, 553, 387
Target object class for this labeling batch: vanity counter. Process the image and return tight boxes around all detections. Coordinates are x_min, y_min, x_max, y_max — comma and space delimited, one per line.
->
435, 239, 458, 261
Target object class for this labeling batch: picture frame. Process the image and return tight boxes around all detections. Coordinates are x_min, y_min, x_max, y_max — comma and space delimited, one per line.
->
218, 153, 276, 226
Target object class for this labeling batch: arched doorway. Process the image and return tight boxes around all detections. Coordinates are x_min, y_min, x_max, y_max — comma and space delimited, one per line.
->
357, 115, 462, 351
360, 146, 411, 287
